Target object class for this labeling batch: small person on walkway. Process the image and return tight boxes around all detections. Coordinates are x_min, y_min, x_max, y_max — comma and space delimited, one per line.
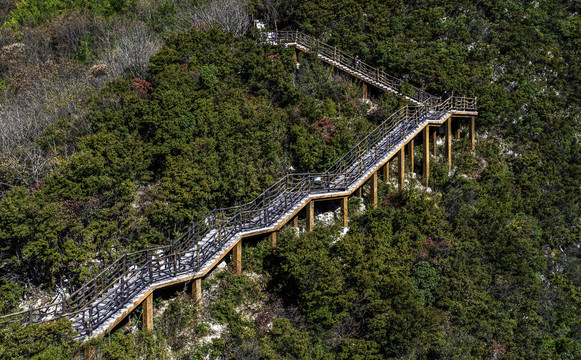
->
354, 55, 360, 70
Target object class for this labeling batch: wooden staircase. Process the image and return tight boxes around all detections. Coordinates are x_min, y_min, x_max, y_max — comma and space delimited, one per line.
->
0, 32, 477, 341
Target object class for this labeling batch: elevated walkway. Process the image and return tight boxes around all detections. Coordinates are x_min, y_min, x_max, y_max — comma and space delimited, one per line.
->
0, 32, 477, 341
270, 31, 440, 106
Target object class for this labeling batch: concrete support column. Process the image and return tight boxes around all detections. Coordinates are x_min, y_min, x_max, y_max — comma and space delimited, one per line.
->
399, 147, 405, 190
268, 232, 277, 247
142, 293, 153, 331
423, 127, 430, 186
192, 278, 202, 303
446, 118, 452, 172
470, 116, 476, 150
370, 172, 378, 208
355, 187, 362, 198
362, 83, 368, 99
306, 201, 314, 232
382, 161, 390, 182
432, 127, 437, 157
232, 240, 242, 274
340, 197, 348, 227
408, 139, 415, 173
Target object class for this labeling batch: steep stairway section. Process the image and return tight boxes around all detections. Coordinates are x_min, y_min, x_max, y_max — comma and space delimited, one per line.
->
269, 31, 439, 106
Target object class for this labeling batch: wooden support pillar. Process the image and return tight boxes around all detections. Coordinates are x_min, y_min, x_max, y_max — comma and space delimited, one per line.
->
306, 201, 314, 232
382, 161, 390, 182
408, 139, 415, 173
362, 83, 368, 100
84, 347, 96, 360
292, 49, 298, 62
340, 197, 348, 227
470, 116, 476, 150
398, 147, 405, 190
142, 293, 153, 331
432, 127, 437, 157
369, 172, 378, 208
455, 127, 461, 139
192, 278, 202, 303
423, 127, 430, 187
446, 118, 452, 172
355, 186, 362, 198
291, 215, 298, 228
232, 240, 242, 274
268, 232, 277, 247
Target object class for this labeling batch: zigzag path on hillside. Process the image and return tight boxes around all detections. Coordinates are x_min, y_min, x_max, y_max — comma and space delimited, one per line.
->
0, 31, 477, 341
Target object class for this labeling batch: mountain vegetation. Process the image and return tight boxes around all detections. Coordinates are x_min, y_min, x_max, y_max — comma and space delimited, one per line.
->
0, 0, 579, 359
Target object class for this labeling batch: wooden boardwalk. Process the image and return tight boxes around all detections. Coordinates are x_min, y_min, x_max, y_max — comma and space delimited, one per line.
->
0, 31, 477, 340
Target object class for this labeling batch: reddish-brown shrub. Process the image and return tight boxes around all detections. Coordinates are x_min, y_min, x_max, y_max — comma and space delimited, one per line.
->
131, 78, 154, 99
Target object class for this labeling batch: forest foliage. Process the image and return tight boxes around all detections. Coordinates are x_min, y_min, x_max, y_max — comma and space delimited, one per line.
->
0, 19, 381, 292
0, 0, 579, 359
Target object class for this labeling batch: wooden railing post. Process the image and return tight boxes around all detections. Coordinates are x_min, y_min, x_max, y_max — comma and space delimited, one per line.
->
173, 252, 177, 277
147, 250, 153, 282
119, 277, 125, 304
88, 307, 93, 336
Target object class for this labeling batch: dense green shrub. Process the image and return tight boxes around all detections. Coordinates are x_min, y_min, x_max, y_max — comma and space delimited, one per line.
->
5, 0, 136, 28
